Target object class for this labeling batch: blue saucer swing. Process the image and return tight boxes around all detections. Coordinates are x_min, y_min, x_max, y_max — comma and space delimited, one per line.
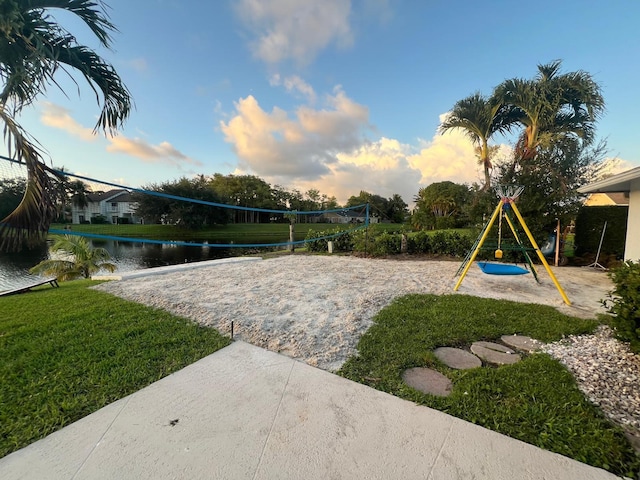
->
477, 262, 529, 276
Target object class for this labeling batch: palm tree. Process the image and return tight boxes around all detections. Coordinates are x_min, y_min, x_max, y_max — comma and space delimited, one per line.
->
0, 0, 131, 251
29, 234, 116, 280
439, 93, 509, 191
494, 60, 605, 164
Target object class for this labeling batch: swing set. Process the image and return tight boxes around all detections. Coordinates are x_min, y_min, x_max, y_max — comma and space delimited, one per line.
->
454, 185, 571, 305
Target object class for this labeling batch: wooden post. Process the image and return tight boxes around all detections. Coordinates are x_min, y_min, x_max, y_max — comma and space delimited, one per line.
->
555, 218, 560, 267
289, 223, 295, 252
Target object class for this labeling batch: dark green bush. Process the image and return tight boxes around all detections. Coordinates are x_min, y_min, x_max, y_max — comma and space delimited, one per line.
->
602, 260, 640, 353
370, 231, 402, 256
352, 228, 474, 258
90, 215, 108, 224
408, 230, 431, 254
305, 228, 353, 252
575, 206, 628, 258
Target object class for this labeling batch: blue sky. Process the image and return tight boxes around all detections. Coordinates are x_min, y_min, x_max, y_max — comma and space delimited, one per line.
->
10, 0, 640, 204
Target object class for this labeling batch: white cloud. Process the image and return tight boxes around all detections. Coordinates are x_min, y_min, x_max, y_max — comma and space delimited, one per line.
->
39, 102, 202, 169
235, 0, 353, 65
270, 74, 317, 103
40, 102, 96, 142
106, 136, 203, 168
289, 137, 422, 205
220, 87, 369, 178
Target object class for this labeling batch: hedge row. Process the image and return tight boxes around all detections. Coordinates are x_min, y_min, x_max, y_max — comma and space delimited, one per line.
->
305, 228, 475, 257
574, 206, 628, 258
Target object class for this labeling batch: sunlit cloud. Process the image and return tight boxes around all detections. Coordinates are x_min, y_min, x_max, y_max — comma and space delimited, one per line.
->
106, 136, 203, 167
220, 87, 369, 178
39, 102, 201, 169
235, 0, 353, 65
407, 113, 502, 187
40, 102, 96, 142
288, 137, 422, 205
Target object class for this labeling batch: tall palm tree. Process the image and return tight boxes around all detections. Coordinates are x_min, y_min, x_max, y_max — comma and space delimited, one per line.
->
29, 234, 116, 280
494, 60, 605, 164
0, 0, 131, 251
439, 92, 509, 191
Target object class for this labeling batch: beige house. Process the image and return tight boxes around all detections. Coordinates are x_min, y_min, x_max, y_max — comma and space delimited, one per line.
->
72, 189, 140, 224
578, 166, 640, 261
583, 192, 629, 207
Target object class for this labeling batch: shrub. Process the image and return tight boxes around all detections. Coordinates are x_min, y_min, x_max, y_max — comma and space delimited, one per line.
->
353, 228, 474, 258
305, 228, 353, 252
370, 231, 401, 256
602, 260, 640, 353
575, 206, 627, 259
90, 215, 108, 224
408, 230, 431, 254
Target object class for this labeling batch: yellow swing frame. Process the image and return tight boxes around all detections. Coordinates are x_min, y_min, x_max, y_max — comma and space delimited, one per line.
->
454, 197, 571, 305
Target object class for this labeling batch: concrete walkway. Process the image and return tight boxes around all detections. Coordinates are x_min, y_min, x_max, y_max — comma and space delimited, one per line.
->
0, 342, 619, 480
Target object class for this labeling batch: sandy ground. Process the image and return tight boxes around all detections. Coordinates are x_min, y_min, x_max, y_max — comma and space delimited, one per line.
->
95, 255, 613, 372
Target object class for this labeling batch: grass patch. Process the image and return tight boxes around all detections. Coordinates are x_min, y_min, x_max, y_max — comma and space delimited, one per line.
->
339, 294, 639, 478
0, 280, 231, 458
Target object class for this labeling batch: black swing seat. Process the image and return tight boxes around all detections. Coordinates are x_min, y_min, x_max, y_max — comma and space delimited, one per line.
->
477, 262, 529, 276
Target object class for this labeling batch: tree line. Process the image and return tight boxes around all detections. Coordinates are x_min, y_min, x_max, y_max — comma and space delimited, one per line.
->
132, 174, 409, 227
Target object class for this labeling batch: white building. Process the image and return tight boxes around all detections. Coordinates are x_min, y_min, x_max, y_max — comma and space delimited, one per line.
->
72, 189, 140, 224
578, 166, 640, 261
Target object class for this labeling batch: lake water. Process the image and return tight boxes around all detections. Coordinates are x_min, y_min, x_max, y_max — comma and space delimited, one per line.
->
0, 239, 252, 291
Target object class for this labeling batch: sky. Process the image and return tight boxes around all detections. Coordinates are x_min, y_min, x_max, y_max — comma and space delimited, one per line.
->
9, 0, 640, 205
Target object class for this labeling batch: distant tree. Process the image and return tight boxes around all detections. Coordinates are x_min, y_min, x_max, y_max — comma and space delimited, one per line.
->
134, 177, 230, 228
305, 189, 321, 210
323, 195, 340, 210
346, 191, 387, 220
412, 181, 470, 230
386, 194, 409, 223
208, 174, 278, 222
29, 235, 116, 280
0, 178, 26, 221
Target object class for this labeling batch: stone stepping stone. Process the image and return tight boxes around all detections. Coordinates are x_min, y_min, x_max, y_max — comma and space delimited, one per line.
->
402, 367, 452, 397
434, 347, 482, 369
470, 341, 521, 365
500, 335, 543, 352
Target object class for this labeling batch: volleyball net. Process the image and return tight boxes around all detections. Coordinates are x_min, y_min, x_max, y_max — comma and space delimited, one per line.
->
0, 156, 369, 249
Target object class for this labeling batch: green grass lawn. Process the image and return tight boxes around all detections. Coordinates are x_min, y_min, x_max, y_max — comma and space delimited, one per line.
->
339, 294, 639, 478
0, 280, 231, 458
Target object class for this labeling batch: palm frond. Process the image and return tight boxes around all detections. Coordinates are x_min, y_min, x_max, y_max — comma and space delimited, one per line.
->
55, 45, 132, 133
0, 108, 61, 251
27, 0, 117, 47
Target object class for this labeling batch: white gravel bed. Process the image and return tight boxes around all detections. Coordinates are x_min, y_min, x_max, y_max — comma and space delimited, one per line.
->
93, 254, 639, 438
542, 325, 640, 436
